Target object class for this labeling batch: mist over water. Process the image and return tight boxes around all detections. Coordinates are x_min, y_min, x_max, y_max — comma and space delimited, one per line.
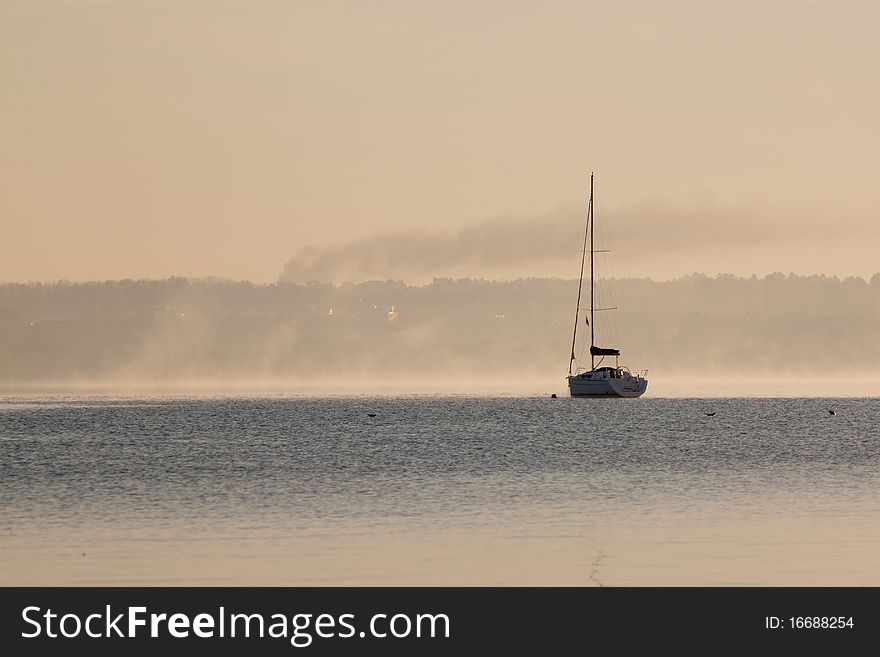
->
2, 274, 879, 393
2, 395, 878, 585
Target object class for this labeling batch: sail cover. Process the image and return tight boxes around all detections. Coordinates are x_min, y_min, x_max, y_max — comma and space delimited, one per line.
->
590, 345, 620, 356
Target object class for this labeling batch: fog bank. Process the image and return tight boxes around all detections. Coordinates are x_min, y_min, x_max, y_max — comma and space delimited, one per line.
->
2, 274, 879, 395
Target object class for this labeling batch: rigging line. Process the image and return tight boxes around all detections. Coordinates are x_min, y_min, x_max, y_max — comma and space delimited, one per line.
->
599, 267, 619, 352
590, 171, 596, 370
597, 193, 625, 353
592, 200, 606, 347
569, 176, 592, 375
601, 205, 645, 368
592, 185, 604, 347
594, 194, 622, 353
606, 222, 626, 359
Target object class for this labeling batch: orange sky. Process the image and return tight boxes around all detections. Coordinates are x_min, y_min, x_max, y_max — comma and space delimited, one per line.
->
2, 1, 878, 282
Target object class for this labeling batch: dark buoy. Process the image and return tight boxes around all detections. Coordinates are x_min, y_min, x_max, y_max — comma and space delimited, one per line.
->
705, 412, 715, 416
551, 394, 557, 399
367, 413, 377, 417
828, 409, 836, 415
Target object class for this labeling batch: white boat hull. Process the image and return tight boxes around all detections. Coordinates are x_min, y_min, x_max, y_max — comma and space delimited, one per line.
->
568, 374, 648, 398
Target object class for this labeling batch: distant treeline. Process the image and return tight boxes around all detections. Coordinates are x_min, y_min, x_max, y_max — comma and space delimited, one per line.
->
1, 273, 879, 382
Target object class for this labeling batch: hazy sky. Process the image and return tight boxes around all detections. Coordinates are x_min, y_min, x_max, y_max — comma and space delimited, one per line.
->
2, 0, 878, 283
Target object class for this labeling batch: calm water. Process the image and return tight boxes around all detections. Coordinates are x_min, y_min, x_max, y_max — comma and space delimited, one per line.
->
1, 396, 878, 585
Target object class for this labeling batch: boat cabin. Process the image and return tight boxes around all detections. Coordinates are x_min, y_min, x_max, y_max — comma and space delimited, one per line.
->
578, 366, 627, 380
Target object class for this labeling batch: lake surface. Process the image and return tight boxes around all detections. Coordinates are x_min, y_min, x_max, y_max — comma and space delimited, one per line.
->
1, 396, 878, 585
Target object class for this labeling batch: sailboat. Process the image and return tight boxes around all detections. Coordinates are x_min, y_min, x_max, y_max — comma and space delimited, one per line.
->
567, 174, 648, 398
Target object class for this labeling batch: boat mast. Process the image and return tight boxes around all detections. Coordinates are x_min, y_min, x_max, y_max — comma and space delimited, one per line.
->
569, 174, 592, 376
589, 173, 595, 371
